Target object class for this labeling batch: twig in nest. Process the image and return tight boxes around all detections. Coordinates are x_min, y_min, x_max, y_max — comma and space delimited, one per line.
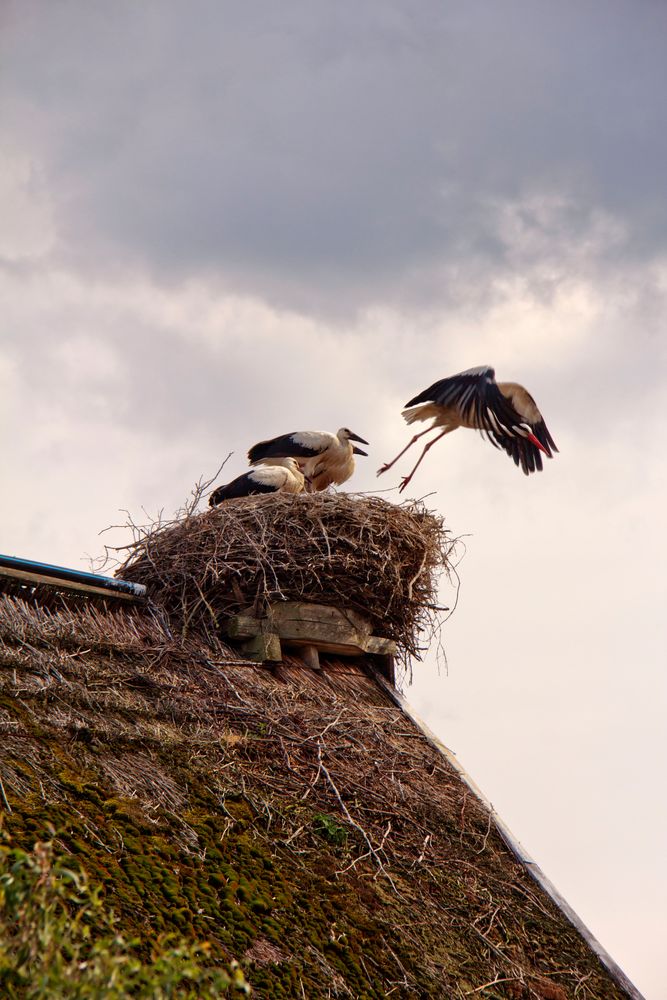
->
113, 491, 458, 667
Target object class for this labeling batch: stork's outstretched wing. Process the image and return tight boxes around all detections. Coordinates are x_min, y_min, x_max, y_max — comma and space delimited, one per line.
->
405, 365, 557, 475
405, 366, 515, 436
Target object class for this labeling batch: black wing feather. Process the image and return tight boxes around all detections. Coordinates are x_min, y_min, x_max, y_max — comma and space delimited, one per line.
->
491, 431, 544, 475
531, 418, 558, 456
406, 366, 556, 475
405, 367, 496, 413
209, 472, 276, 505
406, 367, 523, 439
248, 433, 322, 464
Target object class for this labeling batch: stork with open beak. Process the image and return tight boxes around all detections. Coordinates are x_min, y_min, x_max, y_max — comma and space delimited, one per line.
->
377, 366, 557, 491
248, 427, 369, 491
209, 457, 305, 505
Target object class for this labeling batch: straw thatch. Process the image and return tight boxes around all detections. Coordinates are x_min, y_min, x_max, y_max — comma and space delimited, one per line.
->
117, 493, 454, 663
0, 589, 638, 1000
0, 483, 641, 998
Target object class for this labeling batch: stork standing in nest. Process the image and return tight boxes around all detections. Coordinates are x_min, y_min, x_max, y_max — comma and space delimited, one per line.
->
209, 458, 305, 505
378, 366, 557, 491
248, 428, 369, 491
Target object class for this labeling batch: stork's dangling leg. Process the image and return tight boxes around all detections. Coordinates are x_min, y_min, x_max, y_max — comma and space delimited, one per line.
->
397, 429, 452, 493
302, 474, 315, 494
377, 426, 437, 477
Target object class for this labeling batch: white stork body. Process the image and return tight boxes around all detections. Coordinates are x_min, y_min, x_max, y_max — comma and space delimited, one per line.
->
248, 428, 369, 491
377, 366, 557, 490
209, 458, 305, 505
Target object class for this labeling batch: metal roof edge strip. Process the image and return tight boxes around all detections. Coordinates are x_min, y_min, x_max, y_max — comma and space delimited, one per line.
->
371, 670, 646, 1000
0, 553, 146, 601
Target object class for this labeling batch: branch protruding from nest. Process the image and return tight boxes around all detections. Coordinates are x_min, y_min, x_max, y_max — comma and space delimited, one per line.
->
115, 492, 456, 666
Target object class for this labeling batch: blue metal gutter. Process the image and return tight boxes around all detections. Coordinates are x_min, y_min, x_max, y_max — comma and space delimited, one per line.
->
0, 553, 146, 602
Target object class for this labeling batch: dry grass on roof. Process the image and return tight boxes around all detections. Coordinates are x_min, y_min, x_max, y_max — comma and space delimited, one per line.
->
0, 589, 630, 998
115, 491, 456, 663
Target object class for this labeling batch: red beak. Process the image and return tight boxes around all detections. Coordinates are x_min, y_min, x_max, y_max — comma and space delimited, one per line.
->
527, 431, 549, 455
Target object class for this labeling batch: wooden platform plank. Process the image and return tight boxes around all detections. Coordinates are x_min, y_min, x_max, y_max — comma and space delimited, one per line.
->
225, 601, 397, 664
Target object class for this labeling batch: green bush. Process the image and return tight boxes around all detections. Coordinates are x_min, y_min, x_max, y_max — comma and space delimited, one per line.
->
0, 832, 250, 998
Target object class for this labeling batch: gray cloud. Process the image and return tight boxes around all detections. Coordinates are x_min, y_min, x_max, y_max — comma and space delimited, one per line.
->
3, 1, 667, 313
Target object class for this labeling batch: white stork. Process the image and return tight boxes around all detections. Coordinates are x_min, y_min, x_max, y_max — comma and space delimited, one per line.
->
377, 366, 557, 491
248, 428, 369, 491
209, 458, 305, 505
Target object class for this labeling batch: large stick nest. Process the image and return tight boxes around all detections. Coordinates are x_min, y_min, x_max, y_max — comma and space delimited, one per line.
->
117, 493, 455, 662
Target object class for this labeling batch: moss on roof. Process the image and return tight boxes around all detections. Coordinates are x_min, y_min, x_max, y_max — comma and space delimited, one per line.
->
0, 588, 636, 1000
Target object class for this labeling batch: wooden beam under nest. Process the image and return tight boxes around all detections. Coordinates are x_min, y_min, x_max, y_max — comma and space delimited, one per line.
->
224, 601, 396, 680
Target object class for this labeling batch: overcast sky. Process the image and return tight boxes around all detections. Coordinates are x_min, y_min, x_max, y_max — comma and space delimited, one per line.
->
1, 2, 666, 996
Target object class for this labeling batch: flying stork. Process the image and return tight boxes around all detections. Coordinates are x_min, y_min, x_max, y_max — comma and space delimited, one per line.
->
248, 428, 369, 491
209, 458, 305, 505
377, 366, 557, 491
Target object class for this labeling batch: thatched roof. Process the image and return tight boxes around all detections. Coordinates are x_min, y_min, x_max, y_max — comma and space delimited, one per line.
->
0, 495, 643, 998
0, 585, 642, 999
